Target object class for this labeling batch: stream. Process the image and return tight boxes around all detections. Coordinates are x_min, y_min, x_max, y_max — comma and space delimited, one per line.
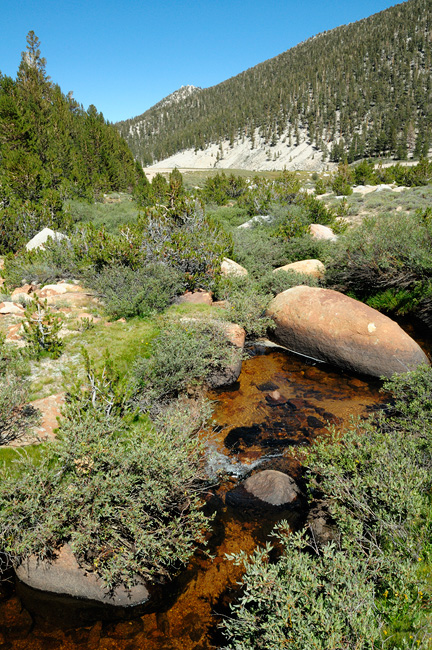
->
0, 324, 428, 650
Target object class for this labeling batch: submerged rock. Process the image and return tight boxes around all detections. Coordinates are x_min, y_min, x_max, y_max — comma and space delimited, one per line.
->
16, 544, 149, 608
243, 469, 300, 506
267, 286, 429, 378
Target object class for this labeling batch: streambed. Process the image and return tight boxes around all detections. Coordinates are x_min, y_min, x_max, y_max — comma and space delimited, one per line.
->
0, 338, 416, 649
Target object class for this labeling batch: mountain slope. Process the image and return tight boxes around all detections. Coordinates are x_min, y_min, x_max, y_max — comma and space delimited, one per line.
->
117, 0, 432, 169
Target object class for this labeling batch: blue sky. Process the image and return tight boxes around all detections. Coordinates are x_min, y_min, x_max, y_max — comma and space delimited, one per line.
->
2, 0, 404, 123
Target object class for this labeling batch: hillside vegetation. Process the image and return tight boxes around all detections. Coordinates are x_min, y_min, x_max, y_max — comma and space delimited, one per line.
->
117, 0, 432, 168
0, 32, 143, 253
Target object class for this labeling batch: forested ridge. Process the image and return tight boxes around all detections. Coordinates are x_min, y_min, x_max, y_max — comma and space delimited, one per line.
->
117, 0, 432, 165
0, 32, 143, 252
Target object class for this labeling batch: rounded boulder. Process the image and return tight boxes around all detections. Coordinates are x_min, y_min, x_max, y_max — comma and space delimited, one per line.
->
267, 286, 429, 378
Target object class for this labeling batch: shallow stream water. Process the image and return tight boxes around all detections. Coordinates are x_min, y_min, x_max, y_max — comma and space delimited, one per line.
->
0, 330, 426, 649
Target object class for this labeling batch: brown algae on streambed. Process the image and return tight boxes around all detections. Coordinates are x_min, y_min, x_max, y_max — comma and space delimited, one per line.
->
0, 346, 388, 649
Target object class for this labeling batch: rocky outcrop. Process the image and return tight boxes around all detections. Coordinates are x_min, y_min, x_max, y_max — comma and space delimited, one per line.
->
220, 258, 248, 277
0, 302, 25, 315
267, 286, 429, 378
26, 228, 68, 251
16, 544, 149, 608
273, 259, 325, 279
309, 224, 338, 241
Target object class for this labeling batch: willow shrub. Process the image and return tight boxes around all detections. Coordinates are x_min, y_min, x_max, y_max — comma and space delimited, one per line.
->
131, 319, 237, 411
0, 395, 212, 591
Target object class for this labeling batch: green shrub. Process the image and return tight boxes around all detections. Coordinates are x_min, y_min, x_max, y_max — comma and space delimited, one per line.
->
131, 319, 236, 409
88, 264, 184, 319
22, 296, 64, 359
222, 530, 381, 650
217, 275, 274, 338
0, 398, 211, 590
257, 269, 319, 296
326, 211, 432, 321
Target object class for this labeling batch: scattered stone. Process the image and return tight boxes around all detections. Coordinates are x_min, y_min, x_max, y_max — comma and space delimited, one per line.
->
237, 215, 273, 229
221, 258, 248, 277
16, 544, 150, 607
29, 393, 65, 443
212, 300, 228, 309
11, 284, 34, 303
6, 323, 23, 342
265, 389, 288, 405
309, 224, 338, 241
37, 283, 84, 299
176, 289, 213, 305
26, 228, 68, 251
243, 470, 300, 506
267, 286, 429, 378
0, 301, 25, 315
273, 259, 325, 279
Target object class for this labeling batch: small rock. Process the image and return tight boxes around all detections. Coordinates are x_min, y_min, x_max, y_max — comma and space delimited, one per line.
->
11, 284, 34, 301
221, 258, 248, 277
26, 228, 68, 251
116, 317, 127, 323
29, 393, 65, 443
16, 544, 149, 607
37, 283, 83, 299
0, 302, 25, 315
0, 595, 33, 640
309, 224, 338, 241
177, 290, 213, 306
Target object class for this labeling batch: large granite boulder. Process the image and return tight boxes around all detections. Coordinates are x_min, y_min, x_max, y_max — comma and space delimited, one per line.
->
16, 544, 149, 608
273, 259, 325, 279
267, 286, 429, 378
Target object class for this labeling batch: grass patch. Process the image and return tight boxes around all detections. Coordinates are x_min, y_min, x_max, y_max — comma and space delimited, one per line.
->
66, 195, 140, 232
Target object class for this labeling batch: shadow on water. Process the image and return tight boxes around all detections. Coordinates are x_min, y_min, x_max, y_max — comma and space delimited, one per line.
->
0, 343, 395, 649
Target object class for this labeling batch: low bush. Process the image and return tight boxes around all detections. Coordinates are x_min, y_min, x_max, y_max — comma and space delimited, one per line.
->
131, 319, 237, 410
217, 275, 274, 338
87, 264, 185, 319
257, 269, 319, 296
0, 341, 214, 591
326, 210, 432, 321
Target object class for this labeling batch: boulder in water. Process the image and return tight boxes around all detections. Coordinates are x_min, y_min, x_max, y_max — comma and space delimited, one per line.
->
267, 286, 429, 378
16, 544, 149, 608
243, 469, 300, 506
